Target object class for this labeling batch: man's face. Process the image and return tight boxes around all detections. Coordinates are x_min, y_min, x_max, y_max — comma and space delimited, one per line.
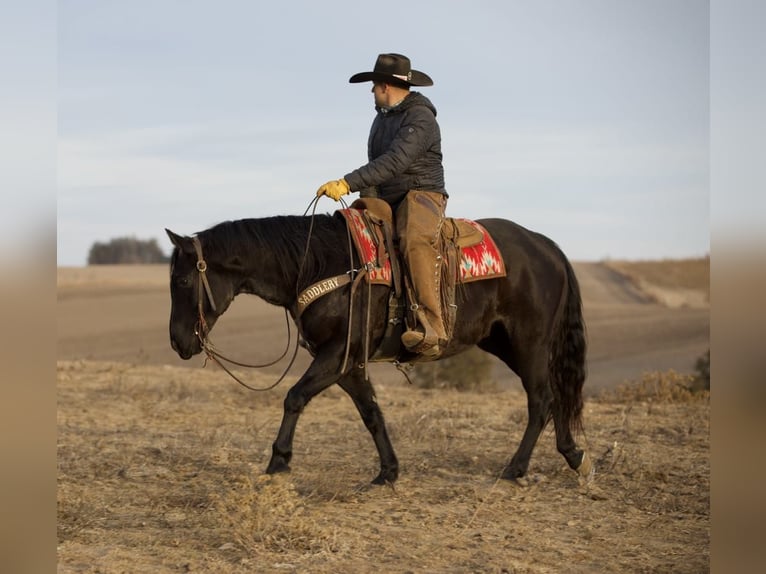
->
371, 81, 386, 108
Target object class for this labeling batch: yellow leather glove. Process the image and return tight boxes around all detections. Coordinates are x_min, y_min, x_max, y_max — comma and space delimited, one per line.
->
316, 178, 350, 201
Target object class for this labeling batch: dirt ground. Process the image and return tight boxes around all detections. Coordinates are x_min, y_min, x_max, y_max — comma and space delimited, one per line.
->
57, 259, 710, 573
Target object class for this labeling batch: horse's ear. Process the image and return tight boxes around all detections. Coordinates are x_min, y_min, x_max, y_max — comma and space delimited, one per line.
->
165, 228, 194, 254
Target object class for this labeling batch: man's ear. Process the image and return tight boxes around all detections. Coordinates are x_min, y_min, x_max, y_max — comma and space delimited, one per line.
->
165, 229, 195, 255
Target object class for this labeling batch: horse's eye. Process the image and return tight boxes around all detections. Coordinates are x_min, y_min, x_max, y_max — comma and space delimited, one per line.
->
174, 275, 192, 288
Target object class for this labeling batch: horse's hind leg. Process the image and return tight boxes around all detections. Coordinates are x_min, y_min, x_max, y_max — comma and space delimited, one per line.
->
338, 369, 399, 484
502, 354, 552, 480
552, 399, 591, 479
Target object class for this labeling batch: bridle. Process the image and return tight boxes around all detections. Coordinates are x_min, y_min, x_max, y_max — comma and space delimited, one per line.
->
191, 236, 216, 322
186, 195, 384, 392
190, 236, 299, 392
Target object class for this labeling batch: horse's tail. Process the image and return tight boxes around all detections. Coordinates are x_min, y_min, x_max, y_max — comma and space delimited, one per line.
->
549, 257, 587, 434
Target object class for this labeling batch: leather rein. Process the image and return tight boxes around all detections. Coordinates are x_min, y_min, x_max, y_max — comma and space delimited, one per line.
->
191, 236, 299, 392
188, 196, 365, 392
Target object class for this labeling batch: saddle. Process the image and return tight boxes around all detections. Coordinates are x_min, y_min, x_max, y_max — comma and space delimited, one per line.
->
338, 197, 506, 362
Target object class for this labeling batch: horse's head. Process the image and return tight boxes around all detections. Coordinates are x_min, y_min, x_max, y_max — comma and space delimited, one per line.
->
165, 228, 238, 359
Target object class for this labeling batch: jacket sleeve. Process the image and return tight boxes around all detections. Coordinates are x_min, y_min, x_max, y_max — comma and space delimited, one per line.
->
344, 107, 436, 191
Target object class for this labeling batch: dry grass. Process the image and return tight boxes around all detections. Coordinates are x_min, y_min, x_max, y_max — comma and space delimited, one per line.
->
58, 361, 709, 573
599, 370, 709, 404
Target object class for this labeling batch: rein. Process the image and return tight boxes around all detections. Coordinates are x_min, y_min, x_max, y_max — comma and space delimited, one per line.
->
191, 236, 299, 392
188, 196, 363, 392
300, 196, 369, 376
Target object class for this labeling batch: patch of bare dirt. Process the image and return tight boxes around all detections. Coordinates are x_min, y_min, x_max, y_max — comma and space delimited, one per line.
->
569, 260, 709, 391
57, 264, 170, 289
57, 361, 709, 573
601, 257, 710, 309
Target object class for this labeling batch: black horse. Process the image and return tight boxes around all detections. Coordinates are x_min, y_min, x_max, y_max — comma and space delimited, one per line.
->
166, 212, 592, 485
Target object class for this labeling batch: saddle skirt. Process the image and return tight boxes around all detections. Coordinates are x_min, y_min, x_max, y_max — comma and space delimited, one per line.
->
339, 200, 507, 286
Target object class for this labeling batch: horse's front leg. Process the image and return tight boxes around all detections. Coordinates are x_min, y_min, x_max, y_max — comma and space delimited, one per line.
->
266, 360, 340, 475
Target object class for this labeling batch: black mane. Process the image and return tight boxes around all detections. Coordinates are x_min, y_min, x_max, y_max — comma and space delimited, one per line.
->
199, 214, 348, 288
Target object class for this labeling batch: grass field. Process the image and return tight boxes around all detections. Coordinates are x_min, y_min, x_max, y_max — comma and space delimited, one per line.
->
57, 259, 710, 572
57, 361, 708, 573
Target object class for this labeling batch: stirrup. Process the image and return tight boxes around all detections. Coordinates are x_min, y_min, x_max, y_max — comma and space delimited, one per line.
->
401, 329, 426, 349
401, 330, 440, 358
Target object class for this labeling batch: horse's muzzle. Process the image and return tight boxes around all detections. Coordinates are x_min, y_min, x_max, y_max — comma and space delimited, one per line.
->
170, 335, 199, 360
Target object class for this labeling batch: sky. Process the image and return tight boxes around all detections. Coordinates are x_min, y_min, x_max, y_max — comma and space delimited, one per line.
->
55, 0, 712, 266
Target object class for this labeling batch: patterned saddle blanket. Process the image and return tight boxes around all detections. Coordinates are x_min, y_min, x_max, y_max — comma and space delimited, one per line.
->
296, 198, 508, 362
339, 199, 506, 287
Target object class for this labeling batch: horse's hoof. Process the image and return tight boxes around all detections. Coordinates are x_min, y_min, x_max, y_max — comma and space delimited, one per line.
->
500, 464, 526, 481
371, 468, 398, 485
576, 451, 595, 484
265, 460, 291, 475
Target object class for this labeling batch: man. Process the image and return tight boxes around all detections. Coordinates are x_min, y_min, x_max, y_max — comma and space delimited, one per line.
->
316, 53, 448, 358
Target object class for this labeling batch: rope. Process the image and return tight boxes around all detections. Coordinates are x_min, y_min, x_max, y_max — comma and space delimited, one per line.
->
306, 195, 367, 377
201, 330, 301, 393
192, 195, 364, 392
201, 310, 293, 368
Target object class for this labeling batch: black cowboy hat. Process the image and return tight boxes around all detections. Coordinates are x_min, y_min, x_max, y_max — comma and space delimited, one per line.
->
349, 53, 433, 87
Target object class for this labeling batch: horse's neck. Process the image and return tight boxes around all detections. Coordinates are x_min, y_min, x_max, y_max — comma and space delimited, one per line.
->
217, 216, 340, 309
238, 254, 299, 308
229, 223, 306, 308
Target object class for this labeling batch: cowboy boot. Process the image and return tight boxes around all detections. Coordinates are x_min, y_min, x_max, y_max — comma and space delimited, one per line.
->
400, 253, 447, 358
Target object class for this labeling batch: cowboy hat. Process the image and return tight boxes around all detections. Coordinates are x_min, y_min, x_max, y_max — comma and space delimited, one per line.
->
349, 53, 433, 87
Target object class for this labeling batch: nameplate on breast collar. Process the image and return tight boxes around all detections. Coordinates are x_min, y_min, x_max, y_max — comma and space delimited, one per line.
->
296, 274, 352, 316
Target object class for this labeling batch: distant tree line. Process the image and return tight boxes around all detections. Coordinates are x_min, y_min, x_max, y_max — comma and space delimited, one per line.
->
87, 236, 170, 265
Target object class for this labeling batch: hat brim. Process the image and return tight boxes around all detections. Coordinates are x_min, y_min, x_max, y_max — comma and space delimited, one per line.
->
348, 70, 433, 87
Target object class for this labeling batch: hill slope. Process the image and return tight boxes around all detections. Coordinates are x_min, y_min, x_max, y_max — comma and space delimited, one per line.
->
57, 258, 709, 391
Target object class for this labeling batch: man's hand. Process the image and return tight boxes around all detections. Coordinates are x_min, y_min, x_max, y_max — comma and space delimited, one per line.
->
316, 179, 350, 201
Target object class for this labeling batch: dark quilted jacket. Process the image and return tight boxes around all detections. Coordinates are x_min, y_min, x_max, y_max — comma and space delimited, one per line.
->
344, 91, 446, 207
